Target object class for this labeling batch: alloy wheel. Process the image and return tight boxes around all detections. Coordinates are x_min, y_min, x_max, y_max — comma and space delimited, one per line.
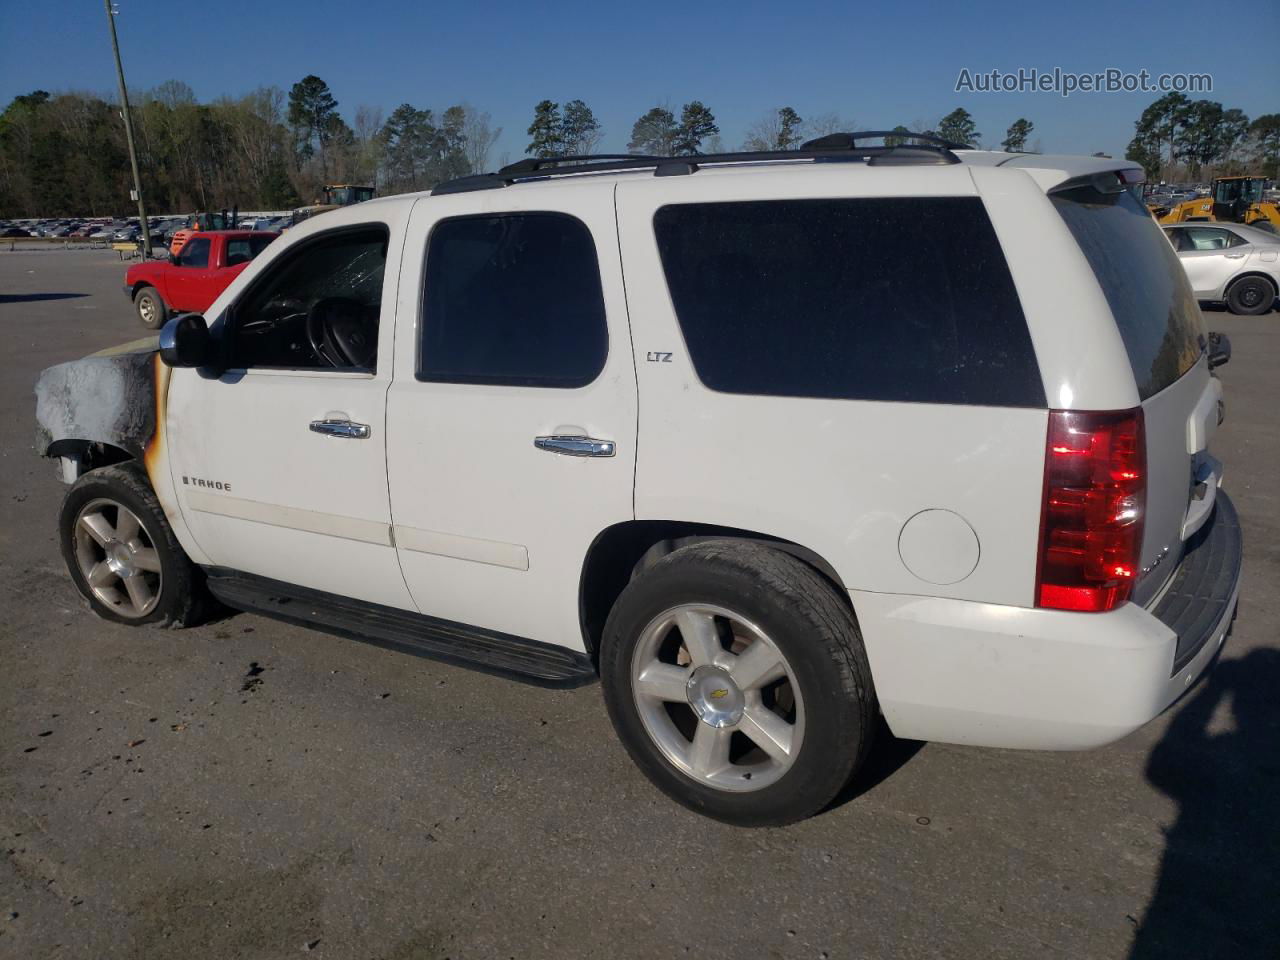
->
72, 498, 163, 618
630, 603, 804, 792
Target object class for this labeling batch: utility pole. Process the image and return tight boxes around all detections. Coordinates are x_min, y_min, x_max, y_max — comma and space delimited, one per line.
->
104, 0, 151, 257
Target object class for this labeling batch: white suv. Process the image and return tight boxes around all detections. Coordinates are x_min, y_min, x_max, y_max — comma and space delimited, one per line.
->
36, 134, 1243, 826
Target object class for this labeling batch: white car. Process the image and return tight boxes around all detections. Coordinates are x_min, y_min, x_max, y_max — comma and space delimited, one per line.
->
35, 135, 1243, 826
1163, 222, 1279, 315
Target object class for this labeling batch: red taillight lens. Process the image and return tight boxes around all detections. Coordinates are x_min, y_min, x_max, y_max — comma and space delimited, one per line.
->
1036, 409, 1146, 612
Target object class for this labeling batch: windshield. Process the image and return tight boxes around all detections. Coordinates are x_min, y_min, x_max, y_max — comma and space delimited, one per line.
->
1214, 179, 1263, 204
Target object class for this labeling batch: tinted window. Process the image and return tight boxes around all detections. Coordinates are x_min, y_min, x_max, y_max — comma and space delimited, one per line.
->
1052, 185, 1203, 400
653, 198, 1044, 407
226, 234, 277, 266
228, 227, 387, 371
178, 236, 210, 268
419, 213, 607, 387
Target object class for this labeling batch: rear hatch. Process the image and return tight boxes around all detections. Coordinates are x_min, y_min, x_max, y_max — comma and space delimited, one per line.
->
1050, 177, 1219, 606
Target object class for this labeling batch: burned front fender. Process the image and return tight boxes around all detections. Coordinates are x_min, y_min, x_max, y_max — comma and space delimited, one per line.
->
34, 337, 161, 466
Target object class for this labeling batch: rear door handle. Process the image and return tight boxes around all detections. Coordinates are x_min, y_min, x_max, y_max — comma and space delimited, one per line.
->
310, 418, 370, 439
1224, 253, 1245, 259
534, 435, 615, 457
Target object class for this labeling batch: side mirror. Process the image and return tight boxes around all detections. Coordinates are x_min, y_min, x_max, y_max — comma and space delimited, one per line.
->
1207, 331, 1231, 370
159, 313, 211, 368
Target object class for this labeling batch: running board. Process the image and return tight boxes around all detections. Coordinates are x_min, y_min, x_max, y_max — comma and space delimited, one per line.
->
202, 568, 597, 689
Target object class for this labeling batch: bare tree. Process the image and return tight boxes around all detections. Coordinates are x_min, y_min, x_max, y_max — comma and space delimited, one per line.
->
805, 112, 852, 139
461, 104, 501, 173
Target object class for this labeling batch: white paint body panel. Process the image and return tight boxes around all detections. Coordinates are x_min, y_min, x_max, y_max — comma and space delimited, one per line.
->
853, 579, 1238, 749
148, 155, 1237, 753
615, 166, 1048, 607
383, 185, 638, 650
165, 201, 416, 609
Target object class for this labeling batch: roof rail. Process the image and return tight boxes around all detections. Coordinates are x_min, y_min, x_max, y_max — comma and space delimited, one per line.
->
498, 154, 664, 176
801, 130, 971, 151
431, 134, 962, 196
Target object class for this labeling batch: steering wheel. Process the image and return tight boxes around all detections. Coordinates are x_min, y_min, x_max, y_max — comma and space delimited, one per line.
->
305, 297, 375, 368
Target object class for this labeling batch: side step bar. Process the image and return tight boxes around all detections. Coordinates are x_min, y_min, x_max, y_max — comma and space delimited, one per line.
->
203, 568, 597, 689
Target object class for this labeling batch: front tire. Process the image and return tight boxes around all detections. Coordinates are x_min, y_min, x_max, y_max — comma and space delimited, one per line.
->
133, 285, 167, 329
1225, 276, 1276, 315
600, 541, 876, 826
59, 463, 209, 627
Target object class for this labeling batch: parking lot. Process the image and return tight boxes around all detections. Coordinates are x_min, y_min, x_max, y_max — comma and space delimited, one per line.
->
1, 248, 1276, 959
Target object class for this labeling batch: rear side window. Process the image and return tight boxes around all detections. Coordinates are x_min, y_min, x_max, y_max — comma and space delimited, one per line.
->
419, 213, 607, 387
226, 235, 275, 266
1051, 185, 1203, 400
652, 198, 1044, 407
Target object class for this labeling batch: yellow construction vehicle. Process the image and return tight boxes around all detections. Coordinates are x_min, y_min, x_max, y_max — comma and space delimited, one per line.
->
1157, 176, 1280, 232
292, 184, 376, 224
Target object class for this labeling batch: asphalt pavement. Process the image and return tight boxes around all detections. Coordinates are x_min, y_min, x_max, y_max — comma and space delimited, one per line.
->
1, 249, 1277, 960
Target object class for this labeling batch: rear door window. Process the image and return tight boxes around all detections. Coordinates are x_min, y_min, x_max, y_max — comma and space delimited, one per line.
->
418, 213, 607, 387
652, 198, 1044, 407
1051, 184, 1203, 400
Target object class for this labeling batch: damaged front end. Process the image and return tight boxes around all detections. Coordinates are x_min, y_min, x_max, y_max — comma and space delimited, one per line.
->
34, 337, 167, 483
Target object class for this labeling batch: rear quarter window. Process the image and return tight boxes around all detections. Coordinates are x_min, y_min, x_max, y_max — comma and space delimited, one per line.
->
1051, 184, 1203, 400
652, 197, 1045, 407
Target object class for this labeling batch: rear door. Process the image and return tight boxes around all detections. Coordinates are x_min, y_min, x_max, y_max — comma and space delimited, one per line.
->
1051, 182, 1216, 606
1176, 226, 1250, 297
384, 186, 637, 648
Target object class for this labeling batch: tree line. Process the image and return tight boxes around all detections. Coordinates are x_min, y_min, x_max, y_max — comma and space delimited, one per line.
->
0, 75, 501, 217
1125, 93, 1279, 181
4, 75, 1275, 218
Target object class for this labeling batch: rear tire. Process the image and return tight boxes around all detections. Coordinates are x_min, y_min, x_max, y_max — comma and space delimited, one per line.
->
133, 285, 167, 329
59, 462, 209, 628
1225, 276, 1276, 315
600, 540, 876, 826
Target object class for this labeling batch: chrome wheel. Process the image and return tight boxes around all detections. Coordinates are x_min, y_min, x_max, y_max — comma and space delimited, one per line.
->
630, 604, 804, 793
71, 498, 162, 618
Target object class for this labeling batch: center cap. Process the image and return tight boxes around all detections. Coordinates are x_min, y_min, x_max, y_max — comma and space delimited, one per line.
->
686, 665, 744, 728
107, 541, 135, 576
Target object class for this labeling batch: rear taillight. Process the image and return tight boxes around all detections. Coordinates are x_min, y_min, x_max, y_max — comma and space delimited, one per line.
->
1035, 409, 1146, 612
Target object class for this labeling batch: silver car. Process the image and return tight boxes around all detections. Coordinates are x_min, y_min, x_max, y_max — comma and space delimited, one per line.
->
1163, 222, 1280, 315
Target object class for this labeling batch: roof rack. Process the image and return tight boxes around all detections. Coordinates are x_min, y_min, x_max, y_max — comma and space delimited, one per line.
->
431, 131, 962, 196
800, 130, 970, 151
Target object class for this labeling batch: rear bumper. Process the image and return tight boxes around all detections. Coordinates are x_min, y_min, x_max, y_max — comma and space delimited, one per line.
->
853, 492, 1242, 750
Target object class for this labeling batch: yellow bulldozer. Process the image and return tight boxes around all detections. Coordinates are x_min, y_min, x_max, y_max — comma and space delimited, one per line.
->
1155, 175, 1280, 232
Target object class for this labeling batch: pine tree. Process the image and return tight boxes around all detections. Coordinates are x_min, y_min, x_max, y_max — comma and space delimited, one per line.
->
1001, 118, 1034, 152
777, 107, 803, 150
674, 101, 718, 156
628, 107, 678, 156
287, 75, 339, 174
526, 100, 563, 158
937, 108, 979, 147
561, 100, 601, 156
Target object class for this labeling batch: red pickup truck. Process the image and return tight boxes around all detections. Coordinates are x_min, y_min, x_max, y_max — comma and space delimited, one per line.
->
124, 230, 278, 328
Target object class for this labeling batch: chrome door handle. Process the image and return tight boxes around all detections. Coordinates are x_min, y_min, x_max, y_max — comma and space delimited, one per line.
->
534, 435, 616, 457
310, 418, 370, 439
1225, 253, 1245, 259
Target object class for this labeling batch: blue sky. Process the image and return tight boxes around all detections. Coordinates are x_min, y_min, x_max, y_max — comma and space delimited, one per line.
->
2, 0, 1276, 162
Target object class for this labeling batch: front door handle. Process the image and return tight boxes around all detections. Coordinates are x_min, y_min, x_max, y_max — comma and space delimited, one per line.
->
310, 418, 370, 440
534, 435, 615, 457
